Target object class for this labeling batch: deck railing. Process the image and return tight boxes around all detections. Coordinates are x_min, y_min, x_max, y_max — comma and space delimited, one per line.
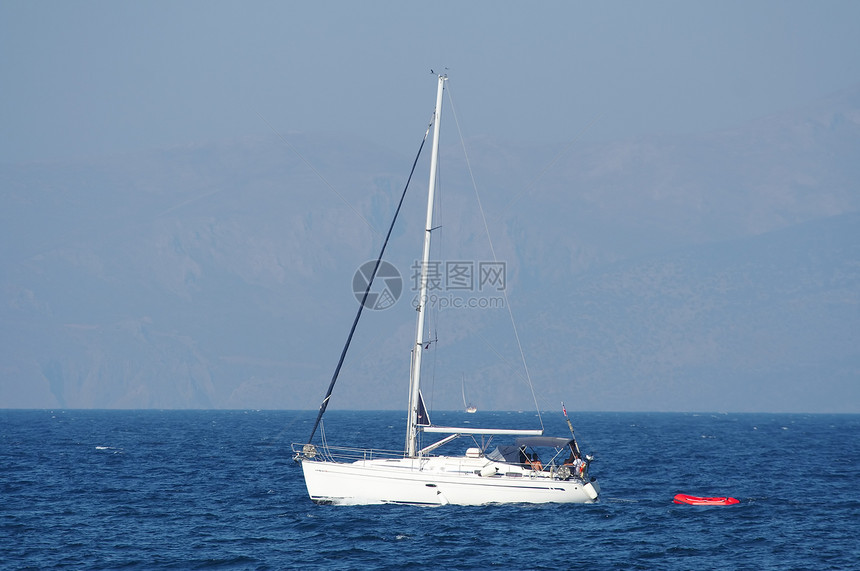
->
291, 442, 404, 463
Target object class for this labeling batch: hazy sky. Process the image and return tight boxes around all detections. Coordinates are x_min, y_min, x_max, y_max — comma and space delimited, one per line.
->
3, 1, 860, 163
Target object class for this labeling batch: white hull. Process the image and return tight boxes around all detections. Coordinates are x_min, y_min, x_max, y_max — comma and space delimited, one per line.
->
300, 455, 599, 506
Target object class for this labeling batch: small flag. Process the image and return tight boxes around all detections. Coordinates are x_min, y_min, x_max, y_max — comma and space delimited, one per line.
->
562, 402, 567, 416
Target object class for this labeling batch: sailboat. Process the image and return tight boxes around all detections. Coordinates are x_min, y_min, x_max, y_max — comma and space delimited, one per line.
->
292, 74, 599, 505
462, 376, 477, 414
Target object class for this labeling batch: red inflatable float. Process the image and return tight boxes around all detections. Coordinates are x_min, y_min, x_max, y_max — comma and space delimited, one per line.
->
674, 493, 739, 506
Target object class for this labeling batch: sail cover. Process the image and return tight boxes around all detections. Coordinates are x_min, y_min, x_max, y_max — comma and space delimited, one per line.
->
417, 391, 431, 426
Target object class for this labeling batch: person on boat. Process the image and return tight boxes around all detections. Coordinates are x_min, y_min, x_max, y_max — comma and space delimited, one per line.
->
563, 445, 586, 478
518, 446, 529, 466
517, 447, 542, 471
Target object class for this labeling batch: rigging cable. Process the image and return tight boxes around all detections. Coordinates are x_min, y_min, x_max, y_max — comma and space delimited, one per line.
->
307, 117, 434, 444
446, 82, 544, 431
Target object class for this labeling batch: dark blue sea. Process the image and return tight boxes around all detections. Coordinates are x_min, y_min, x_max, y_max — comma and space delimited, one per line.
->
2, 410, 858, 570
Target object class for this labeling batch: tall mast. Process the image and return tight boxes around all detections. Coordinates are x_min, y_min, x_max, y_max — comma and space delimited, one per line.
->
406, 74, 446, 457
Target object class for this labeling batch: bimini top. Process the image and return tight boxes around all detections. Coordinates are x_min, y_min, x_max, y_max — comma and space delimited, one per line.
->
515, 436, 574, 448
486, 437, 576, 464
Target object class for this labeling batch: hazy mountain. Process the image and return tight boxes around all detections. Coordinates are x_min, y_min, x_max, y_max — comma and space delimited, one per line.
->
1, 87, 858, 412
